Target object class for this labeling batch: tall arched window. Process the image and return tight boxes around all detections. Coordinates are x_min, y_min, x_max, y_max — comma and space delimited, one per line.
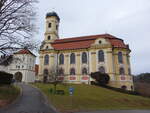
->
43, 69, 48, 76
59, 54, 64, 65
48, 23, 51, 28
70, 68, 75, 75
44, 55, 49, 65
119, 67, 125, 75
128, 68, 131, 75
70, 53, 75, 64
99, 66, 105, 73
118, 52, 123, 63
98, 50, 104, 62
82, 68, 88, 75
82, 52, 87, 64
58, 68, 64, 76
48, 36, 51, 40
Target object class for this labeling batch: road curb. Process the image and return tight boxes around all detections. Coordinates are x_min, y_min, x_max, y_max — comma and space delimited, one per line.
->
0, 83, 23, 111
30, 84, 61, 113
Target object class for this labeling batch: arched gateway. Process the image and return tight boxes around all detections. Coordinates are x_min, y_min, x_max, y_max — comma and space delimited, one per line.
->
14, 72, 23, 82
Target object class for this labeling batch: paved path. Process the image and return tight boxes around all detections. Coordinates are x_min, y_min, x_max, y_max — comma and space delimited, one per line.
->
0, 83, 59, 113
76, 110, 150, 113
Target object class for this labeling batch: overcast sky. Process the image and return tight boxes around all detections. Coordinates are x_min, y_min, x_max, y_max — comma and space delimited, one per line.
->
35, 0, 150, 75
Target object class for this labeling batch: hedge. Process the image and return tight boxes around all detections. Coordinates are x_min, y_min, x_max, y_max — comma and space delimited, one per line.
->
91, 81, 139, 96
0, 71, 13, 85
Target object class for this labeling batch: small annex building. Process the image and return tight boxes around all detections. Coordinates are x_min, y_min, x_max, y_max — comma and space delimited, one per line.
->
0, 49, 36, 83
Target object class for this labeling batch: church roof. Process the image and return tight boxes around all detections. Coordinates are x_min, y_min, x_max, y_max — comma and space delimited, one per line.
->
51, 34, 129, 50
14, 49, 36, 57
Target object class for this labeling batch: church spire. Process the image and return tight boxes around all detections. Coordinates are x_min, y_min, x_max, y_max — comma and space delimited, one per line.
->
44, 11, 60, 42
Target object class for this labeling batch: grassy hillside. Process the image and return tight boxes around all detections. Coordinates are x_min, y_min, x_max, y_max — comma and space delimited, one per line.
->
33, 83, 150, 113
0, 85, 20, 108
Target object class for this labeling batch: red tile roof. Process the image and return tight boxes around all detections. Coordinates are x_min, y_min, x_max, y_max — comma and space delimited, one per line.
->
51, 34, 129, 50
14, 49, 36, 57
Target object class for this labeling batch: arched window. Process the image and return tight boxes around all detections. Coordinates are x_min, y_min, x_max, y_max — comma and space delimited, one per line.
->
58, 68, 64, 76
99, 66, 105, 73
48, 23, 51, 28
119, 67, 125, 75
82, 68, 88, 75
70, 53, 75, 64
59, 54, 64, 65
82, 52, 87, 64
48, 36, 51, 40
70, 68, 75, 75
98, 50, 104, 62
43, 69, 48, 76
118, 52, 123, 63
44, 55, 49, 65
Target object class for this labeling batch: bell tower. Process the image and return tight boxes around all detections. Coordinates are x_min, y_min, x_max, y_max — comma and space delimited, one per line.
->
44, 11, 60, 42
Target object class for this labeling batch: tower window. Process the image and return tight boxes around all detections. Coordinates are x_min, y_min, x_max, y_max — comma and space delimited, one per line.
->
48, 36, 51, 40
48, 23, 51, 28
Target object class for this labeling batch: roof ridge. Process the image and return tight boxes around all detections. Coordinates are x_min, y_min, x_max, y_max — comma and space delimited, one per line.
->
14, 49, 36, 57
52, 34, 115, 44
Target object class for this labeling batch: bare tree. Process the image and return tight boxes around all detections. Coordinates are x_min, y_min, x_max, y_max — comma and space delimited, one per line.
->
0, 0, 39, 56
44, 66, 63, 92
49, 66, 59, 81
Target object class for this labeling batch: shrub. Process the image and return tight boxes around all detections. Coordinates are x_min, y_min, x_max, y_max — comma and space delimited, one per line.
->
100, 85, 139, 96
0, 71, 13, 85
91, 72, 110, 86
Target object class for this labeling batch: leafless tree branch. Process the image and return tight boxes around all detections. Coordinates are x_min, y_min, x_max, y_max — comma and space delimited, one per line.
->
0, 0, 39, 63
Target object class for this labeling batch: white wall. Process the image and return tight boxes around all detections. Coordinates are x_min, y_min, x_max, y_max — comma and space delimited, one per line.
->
1, 53, 36, 83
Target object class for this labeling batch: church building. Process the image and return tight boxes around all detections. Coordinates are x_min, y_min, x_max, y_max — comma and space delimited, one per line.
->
39, 12, 133, 90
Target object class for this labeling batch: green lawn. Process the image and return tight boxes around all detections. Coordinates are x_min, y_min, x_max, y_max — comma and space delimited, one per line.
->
33, 83, 150, 113
0, 85, 20, 108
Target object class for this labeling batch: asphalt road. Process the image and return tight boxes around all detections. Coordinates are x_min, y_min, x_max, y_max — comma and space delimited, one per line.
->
0, 83, 59, 113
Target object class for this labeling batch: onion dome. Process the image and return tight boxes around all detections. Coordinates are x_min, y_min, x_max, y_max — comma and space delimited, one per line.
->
46, 11, 60, 22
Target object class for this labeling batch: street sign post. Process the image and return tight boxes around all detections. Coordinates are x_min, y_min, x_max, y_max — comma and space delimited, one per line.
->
69, 87, 74, 96
69, 87, 74, 108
